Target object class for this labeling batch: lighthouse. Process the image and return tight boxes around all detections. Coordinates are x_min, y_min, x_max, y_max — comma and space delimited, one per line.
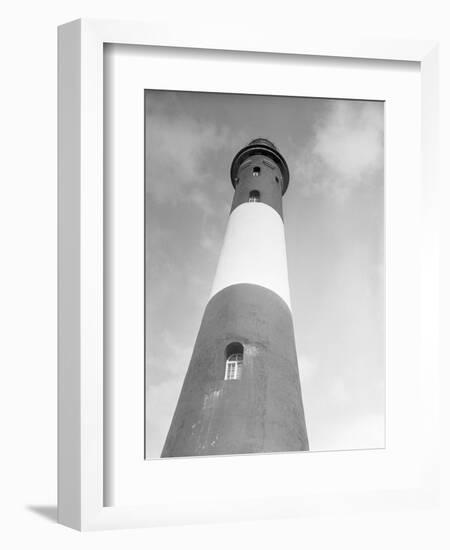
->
161, 138, 309, 457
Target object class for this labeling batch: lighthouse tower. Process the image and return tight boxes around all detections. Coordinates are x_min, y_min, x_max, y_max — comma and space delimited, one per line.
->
161, 138, 309, 457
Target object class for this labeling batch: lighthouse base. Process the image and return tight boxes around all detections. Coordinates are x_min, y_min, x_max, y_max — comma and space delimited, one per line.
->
161, 283, 309, 458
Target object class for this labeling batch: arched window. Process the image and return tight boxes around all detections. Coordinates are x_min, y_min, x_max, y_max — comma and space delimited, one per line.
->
252, 166, 261, 176
224, 342, 244, 381
249, 190, 260, 203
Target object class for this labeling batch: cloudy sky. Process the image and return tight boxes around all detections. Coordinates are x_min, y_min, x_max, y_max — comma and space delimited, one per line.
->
145, 90, 384, 459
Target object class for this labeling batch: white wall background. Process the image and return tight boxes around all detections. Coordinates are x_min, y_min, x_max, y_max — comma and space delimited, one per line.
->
0, 0, 449, 547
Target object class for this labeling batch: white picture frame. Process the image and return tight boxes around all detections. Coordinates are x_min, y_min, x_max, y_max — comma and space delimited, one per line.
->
58, 18, 439, 531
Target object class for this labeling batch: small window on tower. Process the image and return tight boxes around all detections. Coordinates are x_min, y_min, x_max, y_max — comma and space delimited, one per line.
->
249, 190, 260, 203
224, 342, 244, 381
252, 166, 261, 176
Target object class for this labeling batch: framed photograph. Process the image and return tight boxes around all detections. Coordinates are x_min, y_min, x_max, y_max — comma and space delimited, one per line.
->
58, 19, 439, 530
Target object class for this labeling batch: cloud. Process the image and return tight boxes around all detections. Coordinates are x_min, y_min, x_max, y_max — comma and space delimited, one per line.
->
190, 187, 216, 216
146, 330, 191, 387
146, 377, 186, 458
146, 114, 218, 203
312, 413, 385, 451
145, 98, 242, 209
297, 354, 318, 383
293, 101, 383, 199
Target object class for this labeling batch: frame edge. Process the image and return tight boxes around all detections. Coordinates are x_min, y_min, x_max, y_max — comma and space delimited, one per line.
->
57, 19, 82, 531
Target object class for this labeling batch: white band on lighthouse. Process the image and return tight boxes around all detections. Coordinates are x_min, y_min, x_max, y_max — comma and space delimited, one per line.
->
209, 202, 292, 309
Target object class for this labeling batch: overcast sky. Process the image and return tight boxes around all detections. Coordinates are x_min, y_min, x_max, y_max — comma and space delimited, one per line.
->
145, 90, 384, 459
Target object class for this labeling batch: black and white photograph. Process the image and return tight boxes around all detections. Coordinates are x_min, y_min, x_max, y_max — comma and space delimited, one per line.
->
145, 90, 385, 459
1, 0, 445, 541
